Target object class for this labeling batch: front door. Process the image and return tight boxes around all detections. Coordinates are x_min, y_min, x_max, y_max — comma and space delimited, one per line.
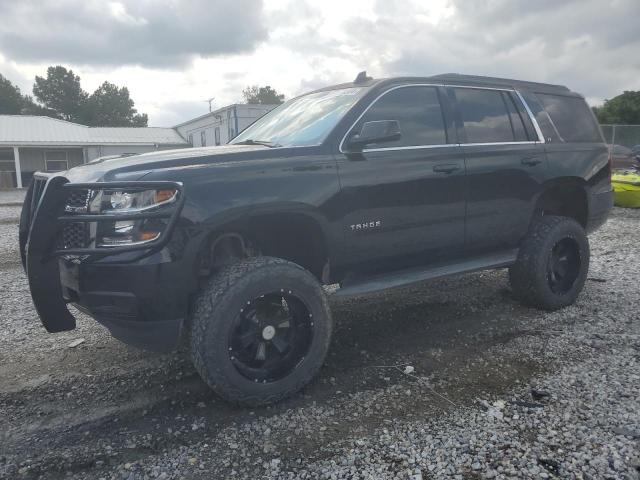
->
334, 85, 466, 273
449, 86, 548, 253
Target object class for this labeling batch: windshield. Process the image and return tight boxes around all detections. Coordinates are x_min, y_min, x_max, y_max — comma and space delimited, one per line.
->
231, 87, 364, 147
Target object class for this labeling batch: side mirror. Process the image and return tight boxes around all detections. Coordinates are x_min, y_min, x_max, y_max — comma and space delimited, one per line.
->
347, 120, 401, 150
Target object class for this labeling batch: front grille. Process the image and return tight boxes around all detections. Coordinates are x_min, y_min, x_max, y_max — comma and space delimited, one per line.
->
58, 189, 91, 250
65, 189, 90, 212
58, 223, 89, 250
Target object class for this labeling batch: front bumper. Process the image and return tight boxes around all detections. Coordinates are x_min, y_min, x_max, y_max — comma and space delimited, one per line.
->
20, 174, 188, 352
59, 256, 187, 352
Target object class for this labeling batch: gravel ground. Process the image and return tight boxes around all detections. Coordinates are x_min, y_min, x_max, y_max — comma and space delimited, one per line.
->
0, 189, 26, 205
1, 200, 639, 480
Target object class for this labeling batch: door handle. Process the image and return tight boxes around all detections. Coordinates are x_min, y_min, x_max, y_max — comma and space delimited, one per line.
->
521, 157, 542, 166
433, 164, 460, 174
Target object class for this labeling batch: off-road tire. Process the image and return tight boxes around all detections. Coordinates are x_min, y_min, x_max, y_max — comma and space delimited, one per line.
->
509, 215, 590, 311
190, 256, 332, 406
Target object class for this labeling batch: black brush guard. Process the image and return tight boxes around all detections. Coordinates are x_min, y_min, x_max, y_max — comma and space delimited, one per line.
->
19, 175, 184, 333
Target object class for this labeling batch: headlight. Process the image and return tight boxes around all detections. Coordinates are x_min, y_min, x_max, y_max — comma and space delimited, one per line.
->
89, 188, 177, 214
84, 188, 178, 247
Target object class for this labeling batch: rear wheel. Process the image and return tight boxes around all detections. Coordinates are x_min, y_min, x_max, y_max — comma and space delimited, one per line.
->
509, 215, 589, 311
190, 256, 332, 406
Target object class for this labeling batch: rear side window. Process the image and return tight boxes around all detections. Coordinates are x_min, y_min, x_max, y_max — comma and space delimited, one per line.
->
504, 92, 538, 141
536, 93, 602, 143
355, 86, 447, 148
454, 88, 519, 143
509, 93, 537, 140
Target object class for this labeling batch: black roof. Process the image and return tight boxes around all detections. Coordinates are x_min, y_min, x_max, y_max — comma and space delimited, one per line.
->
428, 73, 571, 94
315, 73, 574, 96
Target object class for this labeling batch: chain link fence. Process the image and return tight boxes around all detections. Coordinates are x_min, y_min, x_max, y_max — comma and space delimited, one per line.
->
600, 125, 640, 149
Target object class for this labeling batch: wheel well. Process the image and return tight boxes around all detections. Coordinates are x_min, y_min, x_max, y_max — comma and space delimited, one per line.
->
198, 213, 329, 281
535, 182, 588, 227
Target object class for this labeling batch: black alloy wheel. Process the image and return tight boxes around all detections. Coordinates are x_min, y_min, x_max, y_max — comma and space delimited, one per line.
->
190, 256, 332, 405
546, 237, 581, 294
509, 215, 590, 311
228, 292, 314, 383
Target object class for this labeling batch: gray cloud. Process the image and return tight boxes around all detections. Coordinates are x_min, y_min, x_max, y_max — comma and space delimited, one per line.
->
340, 0, 640, 104
0, 0, 268, 68
151, 99, 213, 127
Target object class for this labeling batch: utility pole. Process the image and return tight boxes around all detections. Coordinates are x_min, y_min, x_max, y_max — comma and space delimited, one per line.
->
206, 97, 215, 112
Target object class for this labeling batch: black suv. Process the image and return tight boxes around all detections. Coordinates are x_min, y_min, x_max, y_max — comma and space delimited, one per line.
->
20, 73, 613, 405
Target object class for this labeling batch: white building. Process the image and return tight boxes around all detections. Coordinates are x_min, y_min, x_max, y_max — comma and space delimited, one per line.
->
0, 115, 188, 188
0, 104, 278, 189
174, 104, 277, 148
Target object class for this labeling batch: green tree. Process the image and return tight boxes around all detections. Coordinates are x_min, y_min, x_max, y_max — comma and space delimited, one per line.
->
30, 66, 148, 126
593, 91, 640, 124
0, 73, 52, 116
242, 85, 285, 105
84, 82, 148, 127
20, 95, 53, 116
33, 66, 87, 122
0, 74, 25, 114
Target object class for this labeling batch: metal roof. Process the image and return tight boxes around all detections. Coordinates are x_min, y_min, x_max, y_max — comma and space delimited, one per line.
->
173, 103, 278, 128
0, 115, 188, 146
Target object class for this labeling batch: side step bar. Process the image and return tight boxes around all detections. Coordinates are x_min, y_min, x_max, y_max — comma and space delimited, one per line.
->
335, 250, 518, 297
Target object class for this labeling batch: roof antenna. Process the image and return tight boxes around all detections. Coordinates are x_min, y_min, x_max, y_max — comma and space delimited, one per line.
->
205, 97, 215, 112
354, 71, 372, 84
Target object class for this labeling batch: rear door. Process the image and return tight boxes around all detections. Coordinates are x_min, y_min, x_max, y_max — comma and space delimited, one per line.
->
334, 85, 465, 272
450, 86, 548, 253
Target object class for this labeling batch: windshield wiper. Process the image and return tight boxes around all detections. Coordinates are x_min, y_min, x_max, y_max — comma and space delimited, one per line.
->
233, 139, 281, 148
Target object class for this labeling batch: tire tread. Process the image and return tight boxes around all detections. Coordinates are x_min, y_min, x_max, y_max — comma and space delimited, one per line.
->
190, 256, 331, 406
509, 215, 589, 311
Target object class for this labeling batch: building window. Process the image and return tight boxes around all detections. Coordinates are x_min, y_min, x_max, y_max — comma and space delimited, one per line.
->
0, 148, 14, 172
200, 130, 206, 147
45, 150, 68, 172
188, 133, 193, 146
214, 127, 221, 146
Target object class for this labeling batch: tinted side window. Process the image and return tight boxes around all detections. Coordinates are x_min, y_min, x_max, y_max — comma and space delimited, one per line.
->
355, 86, 447, 148
537, 94, 602, 143
503, 92, 529, 141
454, 88, 515, 143
509, 92, 537, 140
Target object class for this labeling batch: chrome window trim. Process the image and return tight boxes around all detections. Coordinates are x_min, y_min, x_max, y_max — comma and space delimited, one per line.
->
362, 141, 538, 154
362, 144, 458, 153
513, 90, 546, 143
461, 141, 538, 147
339, 83, 547, 154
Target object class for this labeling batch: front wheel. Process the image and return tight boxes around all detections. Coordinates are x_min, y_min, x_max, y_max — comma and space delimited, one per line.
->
190, 256, 332, 406
509, 215, 590, 311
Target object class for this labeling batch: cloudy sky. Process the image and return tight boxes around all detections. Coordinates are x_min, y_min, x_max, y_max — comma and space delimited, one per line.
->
1, 0, 639, 126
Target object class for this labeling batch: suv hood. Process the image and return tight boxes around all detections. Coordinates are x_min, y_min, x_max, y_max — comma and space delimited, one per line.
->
63, 144, 270, 183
